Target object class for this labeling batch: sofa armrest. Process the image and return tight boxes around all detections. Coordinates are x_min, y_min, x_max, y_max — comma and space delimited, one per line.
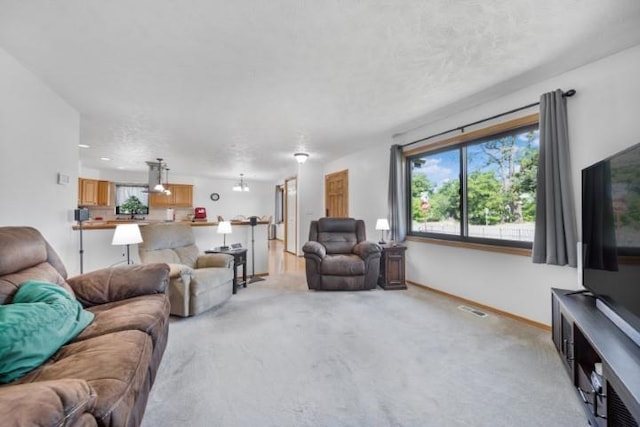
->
353, 241, 382, 260
302, 241, 326, 259
0, 379, 97, 426
196, 253, 233, 269
67, 263, 170, 307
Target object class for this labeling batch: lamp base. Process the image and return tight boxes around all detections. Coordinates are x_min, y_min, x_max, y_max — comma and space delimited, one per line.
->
378, 240, 386, 245
219, 246, 229, 250
249, 276, 265, 284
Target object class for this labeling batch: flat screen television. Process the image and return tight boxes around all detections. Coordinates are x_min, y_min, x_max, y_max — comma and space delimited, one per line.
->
582, 142, 640, 346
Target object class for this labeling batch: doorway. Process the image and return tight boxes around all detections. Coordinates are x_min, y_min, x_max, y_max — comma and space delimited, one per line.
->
284, 176, 297, 255
325, 169, 349, 217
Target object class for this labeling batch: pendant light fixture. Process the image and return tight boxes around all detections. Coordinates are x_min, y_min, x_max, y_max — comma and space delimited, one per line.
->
147, 158, 171, 194
164, 167, 171, 196
233, 173, 250, 192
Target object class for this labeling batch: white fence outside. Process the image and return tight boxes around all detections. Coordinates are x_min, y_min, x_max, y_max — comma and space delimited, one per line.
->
414, 221, 535, 242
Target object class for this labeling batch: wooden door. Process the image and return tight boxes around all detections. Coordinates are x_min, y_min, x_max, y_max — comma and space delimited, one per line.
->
325, 169, 348, 217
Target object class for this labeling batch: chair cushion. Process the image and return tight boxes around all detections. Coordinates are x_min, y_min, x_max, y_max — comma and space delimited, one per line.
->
192, 268, 234, 295
0, 281, 94, 384
320, 254, 365, 276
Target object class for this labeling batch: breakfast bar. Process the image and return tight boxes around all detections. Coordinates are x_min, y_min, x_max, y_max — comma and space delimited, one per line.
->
72, 220, 269, 276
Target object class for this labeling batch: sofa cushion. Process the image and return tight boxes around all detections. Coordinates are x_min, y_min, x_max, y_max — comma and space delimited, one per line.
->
18, 330, 153, 427
77, 294, 170, 346
0, 262, 73, 305
0, 281, 94, 384
0, 379, 97, 427
320, 254, 365, 276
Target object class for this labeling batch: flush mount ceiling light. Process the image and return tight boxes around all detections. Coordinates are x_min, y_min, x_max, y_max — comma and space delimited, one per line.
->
232, 173, 250, 192
294, 152, 309, 164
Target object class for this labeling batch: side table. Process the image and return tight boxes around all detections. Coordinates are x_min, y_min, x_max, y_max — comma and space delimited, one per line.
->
378, 243, 407, 290
205, 248, 247, 294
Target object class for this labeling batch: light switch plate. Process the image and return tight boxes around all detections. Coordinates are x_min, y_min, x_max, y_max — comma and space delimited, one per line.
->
57, 173, 70, 185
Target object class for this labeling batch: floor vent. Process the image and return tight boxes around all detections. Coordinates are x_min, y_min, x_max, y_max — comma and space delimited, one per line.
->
458, 305, 488, 318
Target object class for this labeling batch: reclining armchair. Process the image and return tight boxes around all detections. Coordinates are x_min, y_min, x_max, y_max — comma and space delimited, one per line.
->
303, 218, 381, 291
138, 223, 234, 317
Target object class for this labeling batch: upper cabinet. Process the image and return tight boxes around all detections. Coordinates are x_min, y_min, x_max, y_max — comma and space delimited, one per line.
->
78, 178, 115, 207
149, 184, 193, 207
78, 178, 99, 206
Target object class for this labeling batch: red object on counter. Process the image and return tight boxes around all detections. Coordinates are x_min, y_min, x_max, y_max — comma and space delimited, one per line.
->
194, 207, 207, 220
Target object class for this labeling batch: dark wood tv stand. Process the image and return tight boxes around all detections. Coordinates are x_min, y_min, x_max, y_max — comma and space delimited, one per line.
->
551, 289, 640, 426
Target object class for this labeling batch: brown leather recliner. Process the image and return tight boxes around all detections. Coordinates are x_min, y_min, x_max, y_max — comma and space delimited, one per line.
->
303, 218, 381, 291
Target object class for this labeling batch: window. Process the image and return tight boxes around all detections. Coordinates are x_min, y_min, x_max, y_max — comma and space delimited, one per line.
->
407, 116, 539, 248
115, 184, 149, 215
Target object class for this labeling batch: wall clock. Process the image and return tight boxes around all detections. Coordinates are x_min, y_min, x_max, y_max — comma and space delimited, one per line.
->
210, 192, 220, 201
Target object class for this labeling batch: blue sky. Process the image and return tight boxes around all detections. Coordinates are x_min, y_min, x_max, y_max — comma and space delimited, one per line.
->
412, 130, 539, 189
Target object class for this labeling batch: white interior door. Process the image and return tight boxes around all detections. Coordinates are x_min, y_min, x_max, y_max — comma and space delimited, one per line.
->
285, 177, 297, 254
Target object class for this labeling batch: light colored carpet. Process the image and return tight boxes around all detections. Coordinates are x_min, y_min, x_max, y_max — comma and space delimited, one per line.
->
142, 272, 586, 427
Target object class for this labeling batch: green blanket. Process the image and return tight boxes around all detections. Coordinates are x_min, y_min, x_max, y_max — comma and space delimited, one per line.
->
0, 280, 94, 383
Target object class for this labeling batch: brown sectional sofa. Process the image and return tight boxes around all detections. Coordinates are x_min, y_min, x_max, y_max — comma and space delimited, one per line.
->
0, 226, 170, 426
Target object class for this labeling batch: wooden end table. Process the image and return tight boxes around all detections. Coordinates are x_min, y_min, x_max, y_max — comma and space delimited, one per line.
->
378, 243, 407, 290
205, 248, 247, 294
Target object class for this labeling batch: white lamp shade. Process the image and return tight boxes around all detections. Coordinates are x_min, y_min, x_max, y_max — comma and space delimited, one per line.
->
375, 218, 390, 231
217, 221, 232, 234
112, 224, 143, 245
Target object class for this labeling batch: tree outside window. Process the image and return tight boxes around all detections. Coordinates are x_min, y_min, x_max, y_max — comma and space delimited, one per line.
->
407, 123, 539, 247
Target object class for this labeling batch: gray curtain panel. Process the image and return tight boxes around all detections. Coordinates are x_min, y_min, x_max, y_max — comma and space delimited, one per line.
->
388, 144, 407, 242
532, 89, 577, 267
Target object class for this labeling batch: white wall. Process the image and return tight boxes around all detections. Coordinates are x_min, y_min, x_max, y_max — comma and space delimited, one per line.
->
297, 161, 324, 255
324, 141, 391, 241
326, 44, 640, 325
0, 47, 80, 273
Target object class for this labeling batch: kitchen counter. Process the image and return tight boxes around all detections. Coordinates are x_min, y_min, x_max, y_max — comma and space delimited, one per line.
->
72, 220, 269, 230
71, 221, 270, 275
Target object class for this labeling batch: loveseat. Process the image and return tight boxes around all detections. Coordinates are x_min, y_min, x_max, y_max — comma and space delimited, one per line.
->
0, 226, 170, 427
138, 223, 234, 317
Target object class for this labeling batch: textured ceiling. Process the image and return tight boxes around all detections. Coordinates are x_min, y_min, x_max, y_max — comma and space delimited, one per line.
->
1, 0, 640, 181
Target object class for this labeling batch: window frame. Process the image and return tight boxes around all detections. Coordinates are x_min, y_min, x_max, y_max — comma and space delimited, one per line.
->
404, 113, 539, 250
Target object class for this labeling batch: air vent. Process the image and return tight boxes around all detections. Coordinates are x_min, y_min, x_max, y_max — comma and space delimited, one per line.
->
458, 305, 488, 318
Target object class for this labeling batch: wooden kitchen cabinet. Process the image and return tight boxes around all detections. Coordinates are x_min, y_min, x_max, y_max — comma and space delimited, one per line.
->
78, 178, 114, 206
149, 184, 193, 207
78, 178, 99, 206
171, 184, 193, 207
97, 180, 115, 206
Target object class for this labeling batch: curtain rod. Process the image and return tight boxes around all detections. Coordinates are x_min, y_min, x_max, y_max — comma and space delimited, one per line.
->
399, 89, 576, 149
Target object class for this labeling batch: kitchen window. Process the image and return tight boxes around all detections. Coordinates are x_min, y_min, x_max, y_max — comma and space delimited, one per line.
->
406, 115, 539, 249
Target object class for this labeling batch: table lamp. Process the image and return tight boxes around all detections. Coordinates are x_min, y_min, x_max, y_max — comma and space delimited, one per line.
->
375, 218, 390, 244
112, 223, 143, 264
217, 221, 232, 249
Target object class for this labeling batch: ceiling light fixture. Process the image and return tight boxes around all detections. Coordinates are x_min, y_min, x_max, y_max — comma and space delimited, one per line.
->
147, 158, 170, 193
232, 173, 250, 192
163, 167, 171, 196
294, 152, 309, 163
78, 144, 90, 149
